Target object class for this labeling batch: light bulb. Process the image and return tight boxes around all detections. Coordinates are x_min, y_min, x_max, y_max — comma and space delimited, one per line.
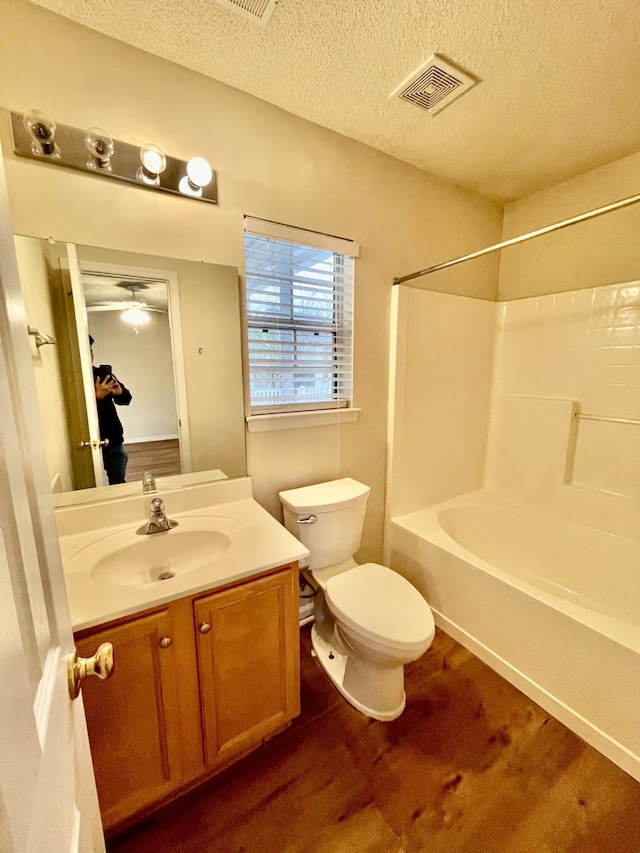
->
85, 127, 114, 169
23, 109, 58, 156
121, 306, 149, 325
179, 156, 213, 198
121, 306, 150, 334
138, 143, 166, 185
186, 156, 212, 188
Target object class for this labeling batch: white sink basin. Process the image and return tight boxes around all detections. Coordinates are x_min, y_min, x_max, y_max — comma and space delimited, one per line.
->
57, 478, 311, 631
69, 515, 246, 588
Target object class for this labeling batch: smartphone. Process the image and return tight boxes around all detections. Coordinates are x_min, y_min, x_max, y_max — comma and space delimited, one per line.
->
97, 364, 112, 381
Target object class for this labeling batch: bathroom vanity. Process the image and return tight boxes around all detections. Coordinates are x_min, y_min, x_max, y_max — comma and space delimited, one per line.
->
56, 476, 309, 834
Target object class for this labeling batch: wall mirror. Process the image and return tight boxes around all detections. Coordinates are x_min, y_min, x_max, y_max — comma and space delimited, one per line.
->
15, 235, 247, 503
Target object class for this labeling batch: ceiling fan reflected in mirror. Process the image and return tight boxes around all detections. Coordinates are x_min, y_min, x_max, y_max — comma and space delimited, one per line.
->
86, 279, 168, 333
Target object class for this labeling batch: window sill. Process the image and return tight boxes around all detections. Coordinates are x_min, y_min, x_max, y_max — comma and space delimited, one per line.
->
246, 408, 361, 433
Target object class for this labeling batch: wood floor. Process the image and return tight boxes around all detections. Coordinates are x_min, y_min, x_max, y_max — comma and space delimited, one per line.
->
108, 626, 640, 853
124, 439, 181, 481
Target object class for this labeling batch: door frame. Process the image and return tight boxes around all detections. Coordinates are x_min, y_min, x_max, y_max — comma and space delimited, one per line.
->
67, 254, 192, 475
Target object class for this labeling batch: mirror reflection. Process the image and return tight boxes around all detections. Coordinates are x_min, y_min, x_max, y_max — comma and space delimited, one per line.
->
15, 237, 247, 498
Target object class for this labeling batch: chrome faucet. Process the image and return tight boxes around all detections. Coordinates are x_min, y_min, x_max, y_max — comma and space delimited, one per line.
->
137, 497, 179, 535
142, 471, 156, 493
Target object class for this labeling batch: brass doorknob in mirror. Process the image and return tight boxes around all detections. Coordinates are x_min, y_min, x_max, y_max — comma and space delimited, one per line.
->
78, 439, 109, 449
68, 642, 114, 699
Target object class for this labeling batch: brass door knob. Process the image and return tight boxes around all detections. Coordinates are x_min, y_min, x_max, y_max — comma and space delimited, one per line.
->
199, 622, 211, 634
68, 642, 114, 699
159, 636, 172, 648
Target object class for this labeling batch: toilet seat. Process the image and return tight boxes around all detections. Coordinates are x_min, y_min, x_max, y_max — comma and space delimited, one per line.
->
326, 563, 435, 651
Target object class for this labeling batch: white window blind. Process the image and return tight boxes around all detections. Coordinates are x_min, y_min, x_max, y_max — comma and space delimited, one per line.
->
244, 220, 356, 414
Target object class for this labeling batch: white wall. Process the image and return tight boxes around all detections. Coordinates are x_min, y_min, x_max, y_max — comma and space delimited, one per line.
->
0, 0, 502, 562
387, 281, 639, 542
387, 287, 496, 518
486, 280, 640, 543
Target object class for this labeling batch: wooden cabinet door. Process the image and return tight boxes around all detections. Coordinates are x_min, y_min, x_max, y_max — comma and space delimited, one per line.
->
76, 608, 183, 830
194, 568, 300, 767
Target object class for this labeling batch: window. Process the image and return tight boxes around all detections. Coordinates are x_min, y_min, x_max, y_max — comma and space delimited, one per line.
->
244, 219, 357, 415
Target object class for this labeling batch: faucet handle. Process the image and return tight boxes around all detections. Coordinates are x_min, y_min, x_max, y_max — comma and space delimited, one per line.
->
137, 496, 178, 535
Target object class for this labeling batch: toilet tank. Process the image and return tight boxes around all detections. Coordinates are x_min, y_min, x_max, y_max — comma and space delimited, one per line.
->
279, 478, 370, 571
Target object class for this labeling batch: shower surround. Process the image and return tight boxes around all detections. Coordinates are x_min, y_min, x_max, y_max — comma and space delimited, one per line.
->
385, 282, 640, 781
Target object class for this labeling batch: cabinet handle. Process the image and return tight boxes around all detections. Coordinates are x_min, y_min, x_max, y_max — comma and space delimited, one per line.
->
199, 622, 211, 634
159, 636, 172, 648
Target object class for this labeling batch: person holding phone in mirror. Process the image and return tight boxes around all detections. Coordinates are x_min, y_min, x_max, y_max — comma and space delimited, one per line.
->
90, 335, 133, 485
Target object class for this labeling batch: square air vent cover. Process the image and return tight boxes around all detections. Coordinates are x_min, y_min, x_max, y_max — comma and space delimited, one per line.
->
212, 0, 277, 26
390, 54, 478, 115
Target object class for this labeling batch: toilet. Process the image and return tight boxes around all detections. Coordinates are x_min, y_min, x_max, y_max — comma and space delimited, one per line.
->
279, 478, 435, 721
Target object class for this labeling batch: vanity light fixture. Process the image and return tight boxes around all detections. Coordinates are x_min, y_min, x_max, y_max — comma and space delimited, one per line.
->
10, 111, 218, 205
22, 109, 59, 157
179, 156, 213, 197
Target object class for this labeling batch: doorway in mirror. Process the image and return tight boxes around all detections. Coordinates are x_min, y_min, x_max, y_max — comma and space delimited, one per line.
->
83, 263, 183, 486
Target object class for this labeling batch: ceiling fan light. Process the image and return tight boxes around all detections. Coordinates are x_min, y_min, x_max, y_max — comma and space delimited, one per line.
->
121, 306, 150, 325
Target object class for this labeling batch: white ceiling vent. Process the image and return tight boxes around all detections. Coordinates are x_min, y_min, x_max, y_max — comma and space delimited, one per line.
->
211, 0, 277, 27
390, 54, 478, 116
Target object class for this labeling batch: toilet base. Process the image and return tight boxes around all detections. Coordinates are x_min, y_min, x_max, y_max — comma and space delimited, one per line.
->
310, 625, 406, 721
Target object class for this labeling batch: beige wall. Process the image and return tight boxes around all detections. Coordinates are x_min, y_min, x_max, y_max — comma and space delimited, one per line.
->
499, 151, 640, 300
88, 310, 178, 441
175, 262, 246, 478
0, 0, 502, 562
74, 245, 246, 478
14, 235, 74, 491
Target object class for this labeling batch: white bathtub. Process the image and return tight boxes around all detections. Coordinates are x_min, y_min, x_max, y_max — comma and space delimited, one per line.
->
387, 490, 640, 782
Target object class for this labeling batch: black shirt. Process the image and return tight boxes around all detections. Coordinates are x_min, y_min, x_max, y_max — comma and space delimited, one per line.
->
93, 368, 132, 447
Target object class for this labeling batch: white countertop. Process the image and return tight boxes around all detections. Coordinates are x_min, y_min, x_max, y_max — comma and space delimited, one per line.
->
56, 477, 309, 632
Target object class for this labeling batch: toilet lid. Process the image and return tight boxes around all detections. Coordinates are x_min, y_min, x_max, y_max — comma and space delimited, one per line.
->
326, 563, 434, 649
279, 478, 370, 514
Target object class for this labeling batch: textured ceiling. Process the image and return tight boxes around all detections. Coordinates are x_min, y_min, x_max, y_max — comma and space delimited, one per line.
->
31, 0, 640, 202
82, 273, 168, 311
